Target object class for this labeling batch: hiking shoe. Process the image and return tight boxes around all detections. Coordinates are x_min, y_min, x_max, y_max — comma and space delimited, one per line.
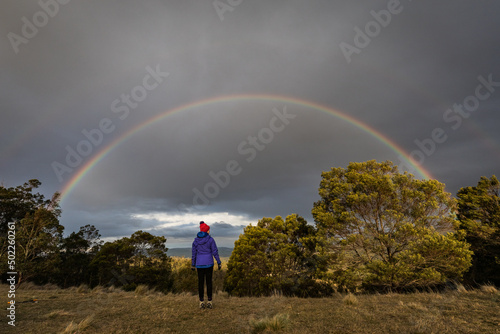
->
199, 301, 205, 309
206, 301, 213, 309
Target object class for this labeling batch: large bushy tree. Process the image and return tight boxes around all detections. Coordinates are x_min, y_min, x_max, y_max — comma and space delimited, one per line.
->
224, 214, 331, 297
312, 160, 472, 291
457, 175, 500, 285
90, 230, 172, 292
0, 180, 63, 285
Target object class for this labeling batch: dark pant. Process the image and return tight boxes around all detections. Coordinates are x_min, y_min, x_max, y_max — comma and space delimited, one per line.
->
197, 267, 213, 301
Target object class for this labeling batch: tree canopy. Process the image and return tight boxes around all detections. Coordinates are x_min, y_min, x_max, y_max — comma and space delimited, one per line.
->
312, 160, 472, 291
224, 214, 331, 297
89, 230, 172, 292
0, 180, 63, 284
457, 175, 500, 285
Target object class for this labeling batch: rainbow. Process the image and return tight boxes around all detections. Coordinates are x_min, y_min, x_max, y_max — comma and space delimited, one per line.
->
59, 94, 434, 203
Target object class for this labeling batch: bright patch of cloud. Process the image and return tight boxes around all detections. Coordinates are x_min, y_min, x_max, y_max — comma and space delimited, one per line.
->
131, 211, 255, 229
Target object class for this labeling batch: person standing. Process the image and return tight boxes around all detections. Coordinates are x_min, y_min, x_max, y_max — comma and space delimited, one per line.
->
192, 221, 222, 309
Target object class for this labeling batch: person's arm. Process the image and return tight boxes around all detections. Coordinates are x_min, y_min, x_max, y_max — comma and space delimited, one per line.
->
191, 241, 197, 269
211, 238, 221, 268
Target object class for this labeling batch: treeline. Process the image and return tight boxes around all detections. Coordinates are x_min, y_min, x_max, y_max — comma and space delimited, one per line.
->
1, 161, 499, 296
0, 180, 173, 291
224, 161, 499, 296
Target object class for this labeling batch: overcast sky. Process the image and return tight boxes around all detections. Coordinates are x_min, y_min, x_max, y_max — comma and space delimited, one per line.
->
2, 0, 499, 248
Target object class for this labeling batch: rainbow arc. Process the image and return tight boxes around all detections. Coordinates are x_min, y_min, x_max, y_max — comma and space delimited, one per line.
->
59, 94, 434, 203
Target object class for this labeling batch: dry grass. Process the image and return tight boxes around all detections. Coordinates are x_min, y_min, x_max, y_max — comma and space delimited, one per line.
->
1, 283, 499, 333
250, 313, 290, 333
455, 283, 469, 294
76, 284, 90, 294
91, 285, 106, 294
60, 314, 94, 334
342, 293, 358, 306
480, 284, 498, 294
134, 284, 150, 296
44, 310, 73, 318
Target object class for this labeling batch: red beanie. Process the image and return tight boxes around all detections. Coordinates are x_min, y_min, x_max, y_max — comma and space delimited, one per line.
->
200, 221, 210, 233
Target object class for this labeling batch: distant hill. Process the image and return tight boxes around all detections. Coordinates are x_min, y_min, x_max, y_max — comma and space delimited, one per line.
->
167, 247, 233, 258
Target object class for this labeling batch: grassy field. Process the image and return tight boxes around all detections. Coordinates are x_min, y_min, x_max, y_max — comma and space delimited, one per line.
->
2, 283, 499, 334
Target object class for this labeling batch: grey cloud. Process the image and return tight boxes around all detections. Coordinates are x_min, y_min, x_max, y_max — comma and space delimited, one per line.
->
1, 0, 499, 247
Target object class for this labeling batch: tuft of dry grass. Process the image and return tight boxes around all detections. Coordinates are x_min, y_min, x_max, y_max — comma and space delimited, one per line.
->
342, 292, 358, 305
250, 313, 290, 333
78, 314, 94, 330
480, 284, 498, 294
106, 285, 119, 293
455, 283, 468, 294
44, 310, 73, 318
60, 314, 94, 334
134, 284, 150, 295
91, 285, 106, 294
76, 284, 89, 294
60, 321, 78, 334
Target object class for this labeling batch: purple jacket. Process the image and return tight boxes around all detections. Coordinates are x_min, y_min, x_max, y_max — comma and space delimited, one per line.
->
192, 232, 221, 268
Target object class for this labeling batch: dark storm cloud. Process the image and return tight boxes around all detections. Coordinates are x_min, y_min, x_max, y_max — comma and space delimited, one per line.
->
1, 0, 499, 247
